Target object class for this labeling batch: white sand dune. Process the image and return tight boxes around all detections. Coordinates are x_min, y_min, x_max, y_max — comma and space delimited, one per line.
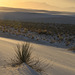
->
0, 36, 75, 75
0, 37, 40, 75
0, 7, 75, 24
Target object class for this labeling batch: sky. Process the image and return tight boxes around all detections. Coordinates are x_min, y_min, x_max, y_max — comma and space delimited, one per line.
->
0, 0, 75, 11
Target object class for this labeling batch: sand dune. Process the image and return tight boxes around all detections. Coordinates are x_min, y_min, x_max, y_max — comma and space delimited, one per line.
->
0, 7, 75, 24
0, 32, 75, 75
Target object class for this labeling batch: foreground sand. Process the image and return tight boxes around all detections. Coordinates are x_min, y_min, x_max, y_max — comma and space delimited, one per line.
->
0, 33, 75, 75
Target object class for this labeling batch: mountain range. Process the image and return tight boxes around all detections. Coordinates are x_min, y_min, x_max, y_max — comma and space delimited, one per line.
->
0, 7, 75, 24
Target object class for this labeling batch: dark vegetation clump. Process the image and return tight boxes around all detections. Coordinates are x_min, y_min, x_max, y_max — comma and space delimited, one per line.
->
0, 20, 75, 46
68, 46, 75, 52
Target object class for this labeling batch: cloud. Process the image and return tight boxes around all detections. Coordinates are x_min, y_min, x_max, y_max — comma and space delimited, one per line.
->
0, 1, 75, 12
16, 2, 60, 10
65, 0, 75, 2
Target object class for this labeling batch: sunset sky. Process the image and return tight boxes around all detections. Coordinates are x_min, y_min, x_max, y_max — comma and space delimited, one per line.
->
0, 0, 75, 11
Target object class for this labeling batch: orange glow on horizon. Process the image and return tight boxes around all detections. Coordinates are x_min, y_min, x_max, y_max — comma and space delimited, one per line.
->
0, 0, 75, 12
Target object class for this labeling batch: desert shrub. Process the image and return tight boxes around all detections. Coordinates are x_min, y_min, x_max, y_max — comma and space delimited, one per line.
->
23, 28, 28, 33
66, 41, 71, 46
59, 36, 64, 41
13, 42, 32, 65
48, 31, 52, 35
11, 42, 48, 74
68, 37, 73, 41
0, 20, 75, 47
68, 46, 75, 52
2, 29, 5, 33
31, 36, 34, 39
50, 39, 56, 43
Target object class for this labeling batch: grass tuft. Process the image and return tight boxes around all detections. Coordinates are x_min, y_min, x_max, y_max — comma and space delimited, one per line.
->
11, 42, 48, 74
15, 42, 32, 64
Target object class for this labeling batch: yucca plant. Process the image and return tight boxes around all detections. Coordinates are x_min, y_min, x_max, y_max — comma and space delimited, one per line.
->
13, 42, 32, 65
11, 42, 48, 74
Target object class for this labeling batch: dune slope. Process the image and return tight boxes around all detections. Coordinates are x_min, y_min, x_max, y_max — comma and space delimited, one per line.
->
0, 36, 75, 75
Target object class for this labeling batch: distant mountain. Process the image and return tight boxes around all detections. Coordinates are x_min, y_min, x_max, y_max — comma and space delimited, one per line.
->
0, 1, 75, 12
0, 2, 60, 11
15, 2, 75, 12
0, 7, 75, 24
0, 7, 75, 15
